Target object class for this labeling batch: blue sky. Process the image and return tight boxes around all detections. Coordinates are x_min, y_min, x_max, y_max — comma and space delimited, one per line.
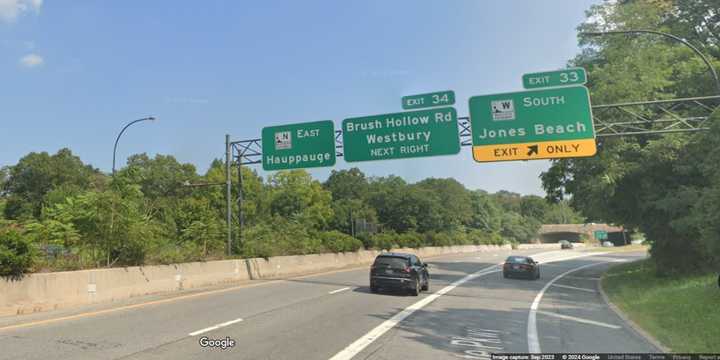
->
1, 0, 600, 195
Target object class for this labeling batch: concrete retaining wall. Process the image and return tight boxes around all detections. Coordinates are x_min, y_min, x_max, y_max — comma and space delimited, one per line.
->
517, 242, 586, 250
0, 244, 511, 317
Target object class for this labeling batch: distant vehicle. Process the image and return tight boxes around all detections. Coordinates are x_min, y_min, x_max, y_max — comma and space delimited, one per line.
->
602, 241, 615, 247
370, 253, 429, 296
503, 256, 540, 280
559, 240, 573, 249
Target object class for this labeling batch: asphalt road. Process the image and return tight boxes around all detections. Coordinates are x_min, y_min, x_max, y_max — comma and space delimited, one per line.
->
0, 248, 659, 360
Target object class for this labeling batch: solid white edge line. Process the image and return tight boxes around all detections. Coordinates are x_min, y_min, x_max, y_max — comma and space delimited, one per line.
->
188, 317, 243, 337
536, 310, 621, 329
527, 254, 610, 354
550, 283, 597, 293
329, 287, 351, 295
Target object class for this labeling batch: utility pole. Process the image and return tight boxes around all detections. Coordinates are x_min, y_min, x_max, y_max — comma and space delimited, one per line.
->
225, 134, 232, 256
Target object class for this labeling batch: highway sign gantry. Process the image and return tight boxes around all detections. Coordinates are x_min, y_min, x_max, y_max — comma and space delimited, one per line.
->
342, 107, 460, 162
469, 85, 596, 162
402, 90, 455, 110
261, 120, 336, 171
523, 68, 587, 89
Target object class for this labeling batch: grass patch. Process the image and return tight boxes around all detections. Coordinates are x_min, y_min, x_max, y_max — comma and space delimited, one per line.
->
602, 259, 720, 352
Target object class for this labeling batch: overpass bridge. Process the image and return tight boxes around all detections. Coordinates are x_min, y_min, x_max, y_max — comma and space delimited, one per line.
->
536, 223, 626, 244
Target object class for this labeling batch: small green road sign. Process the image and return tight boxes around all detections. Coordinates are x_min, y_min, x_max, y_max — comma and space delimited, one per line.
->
594, 230, 608, 240
261, 120, 336, 171
469, 85, 596, 162
342, 107, 460, 162
402, 90, 455, 110
522, 68, 587, 89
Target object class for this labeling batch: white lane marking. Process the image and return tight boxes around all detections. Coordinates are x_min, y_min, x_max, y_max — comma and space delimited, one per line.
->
563, 276, 601, 281
536, 310, 621, 329
330, 251, 602, 360
328, 264, 501, 360
527, 259, 612, 353
551, 283, 597, 293
188, 317, 243, 337
329, 287, 351, 295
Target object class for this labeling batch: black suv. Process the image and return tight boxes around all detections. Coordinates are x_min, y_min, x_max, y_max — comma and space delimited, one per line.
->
370, 253, 429, 296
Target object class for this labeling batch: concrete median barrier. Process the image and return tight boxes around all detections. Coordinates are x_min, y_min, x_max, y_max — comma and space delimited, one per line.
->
0, 244, 510, 317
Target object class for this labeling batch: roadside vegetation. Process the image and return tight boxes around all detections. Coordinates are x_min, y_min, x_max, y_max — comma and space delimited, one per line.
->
603, 260, 719, 353
0, 152, 583, 276
544, 1, 720, 353
542, 1, 720, 276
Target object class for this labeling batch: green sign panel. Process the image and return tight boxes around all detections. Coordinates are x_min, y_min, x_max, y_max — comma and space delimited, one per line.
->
342, 107, 460, 162
523, 68, 587, 89
261, 120, 336, 171
469, 85, 596, 162
594, 230, 608, 240
402, 90, 455, 110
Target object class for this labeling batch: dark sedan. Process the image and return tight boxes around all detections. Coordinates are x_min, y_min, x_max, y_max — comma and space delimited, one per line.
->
370, 253, 429, 296
503, 256, 540, 279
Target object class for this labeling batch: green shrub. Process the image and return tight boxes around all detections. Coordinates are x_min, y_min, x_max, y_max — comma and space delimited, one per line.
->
396, 231, 424, 248
425, 231, 452, 247
467, 229, 506, 245
0, 227, 37, 277
146, 241, 205, 265
319, 231, 363, 253
241, 219, 325, 259
448, 229, 472, 245
367, 231, 397, 251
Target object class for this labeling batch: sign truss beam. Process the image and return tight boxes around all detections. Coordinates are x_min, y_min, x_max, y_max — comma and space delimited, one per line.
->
230, 95, 720, 165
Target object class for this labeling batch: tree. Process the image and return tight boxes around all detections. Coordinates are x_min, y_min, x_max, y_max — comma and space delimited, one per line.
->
519, 196, 551, 221
115, 153, 197, 200
415, 178, 473, 230
268, 170, 333, 229
324, 168, 369, 201
500, 212, 541, 244
3, 149, 104, 220
468, 191, 503, 232
543, 201, 585, 224
0, 227, 36, 277
542, 0, 720, 274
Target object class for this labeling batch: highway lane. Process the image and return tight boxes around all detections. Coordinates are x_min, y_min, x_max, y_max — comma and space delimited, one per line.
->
0, 248, 656, 359
345, 251, 659, 360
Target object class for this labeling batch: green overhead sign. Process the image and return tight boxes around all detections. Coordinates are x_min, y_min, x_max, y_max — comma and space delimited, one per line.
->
594, 230, 608, 240
522, 68, 587, 89
402, 90, 455, 110
469, 85, 596, 162
261, 120, 336, 171
342, 107, 460, 162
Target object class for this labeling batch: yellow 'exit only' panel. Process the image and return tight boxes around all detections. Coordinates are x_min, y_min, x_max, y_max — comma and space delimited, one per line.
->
472, 138, 597, 162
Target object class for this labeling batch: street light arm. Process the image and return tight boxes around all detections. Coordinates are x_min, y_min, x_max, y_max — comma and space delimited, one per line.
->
581, 30, 720, 95
112, 117, 156, 176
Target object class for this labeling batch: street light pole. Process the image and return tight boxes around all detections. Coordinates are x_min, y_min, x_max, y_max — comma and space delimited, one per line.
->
108, 116, 155, 267
112, 117, 156, 177
581, 30, 720, 95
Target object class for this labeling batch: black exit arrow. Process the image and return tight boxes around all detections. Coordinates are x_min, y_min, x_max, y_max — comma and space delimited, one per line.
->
527, 145, 539, 156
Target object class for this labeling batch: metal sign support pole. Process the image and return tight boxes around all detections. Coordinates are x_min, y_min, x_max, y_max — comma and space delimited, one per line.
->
225, 134, 232, 256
